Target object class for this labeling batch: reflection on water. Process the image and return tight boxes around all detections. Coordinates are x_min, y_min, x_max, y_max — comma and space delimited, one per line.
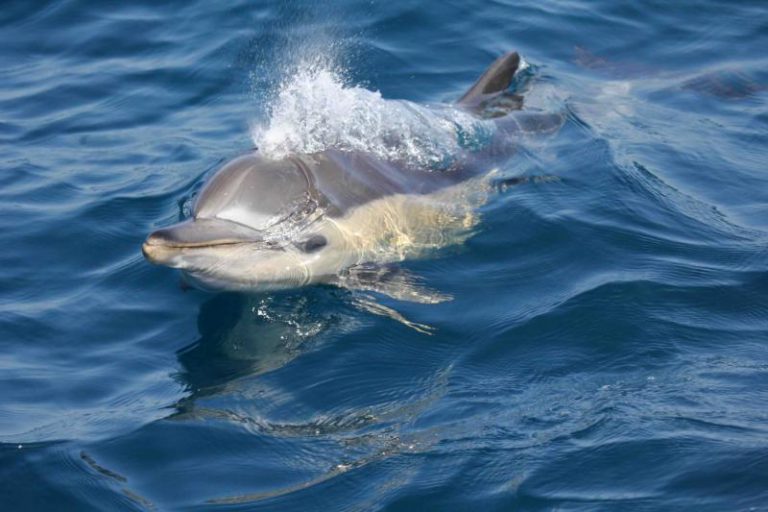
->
176, 291, 332, 393
163, 290, 455, 506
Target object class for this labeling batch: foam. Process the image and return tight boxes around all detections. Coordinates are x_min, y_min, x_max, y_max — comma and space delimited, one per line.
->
250, 59, 491, 169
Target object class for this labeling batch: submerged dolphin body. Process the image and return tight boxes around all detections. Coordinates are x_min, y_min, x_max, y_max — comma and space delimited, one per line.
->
143, 52, 562, 304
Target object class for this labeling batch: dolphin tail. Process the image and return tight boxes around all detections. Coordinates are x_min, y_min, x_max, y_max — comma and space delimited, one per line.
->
457, 51, 522, 107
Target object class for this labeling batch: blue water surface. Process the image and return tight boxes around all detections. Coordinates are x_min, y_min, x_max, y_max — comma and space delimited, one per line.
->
1, 1, 768, 510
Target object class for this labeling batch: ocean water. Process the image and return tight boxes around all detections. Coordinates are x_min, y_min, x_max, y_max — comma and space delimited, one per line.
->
1, 1, 767, 510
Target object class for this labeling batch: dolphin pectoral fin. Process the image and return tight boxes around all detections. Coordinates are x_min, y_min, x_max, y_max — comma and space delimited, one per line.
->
493, 174, 562, 192
351, 295, 436, 335
336, 264, 452, 304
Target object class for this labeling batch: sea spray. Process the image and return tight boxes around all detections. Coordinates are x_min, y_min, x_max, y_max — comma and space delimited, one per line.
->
251, 58, 493, 170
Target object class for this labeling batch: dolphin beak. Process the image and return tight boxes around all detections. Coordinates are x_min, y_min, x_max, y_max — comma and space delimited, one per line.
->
141, 236, 171, 265
142, 218, 264, 266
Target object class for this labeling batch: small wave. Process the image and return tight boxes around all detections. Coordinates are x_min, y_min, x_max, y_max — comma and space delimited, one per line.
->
250, 57, 491, 168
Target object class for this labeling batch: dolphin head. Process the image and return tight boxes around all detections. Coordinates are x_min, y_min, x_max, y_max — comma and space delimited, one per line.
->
143, 154, 341, 291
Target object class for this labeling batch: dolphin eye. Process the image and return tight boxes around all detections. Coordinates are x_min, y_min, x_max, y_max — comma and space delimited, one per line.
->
295, 234, 327, 253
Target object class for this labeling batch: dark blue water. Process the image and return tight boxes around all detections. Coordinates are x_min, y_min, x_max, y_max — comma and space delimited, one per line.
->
2, 1, 768, 510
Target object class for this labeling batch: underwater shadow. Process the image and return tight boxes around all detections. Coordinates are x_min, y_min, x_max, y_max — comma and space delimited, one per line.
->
174, 289, 340, 398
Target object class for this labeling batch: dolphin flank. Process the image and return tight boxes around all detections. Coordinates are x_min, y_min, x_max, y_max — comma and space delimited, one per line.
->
142, 51, 563, 304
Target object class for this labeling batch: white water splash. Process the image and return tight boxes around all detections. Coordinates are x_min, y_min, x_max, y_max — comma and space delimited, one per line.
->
250, 60, 490, 168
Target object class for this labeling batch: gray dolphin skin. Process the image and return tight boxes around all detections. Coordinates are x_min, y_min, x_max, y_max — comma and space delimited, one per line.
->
142, 52, 562, 304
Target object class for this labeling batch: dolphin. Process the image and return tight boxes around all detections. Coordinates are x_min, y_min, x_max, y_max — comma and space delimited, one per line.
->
142, 52, 562, 304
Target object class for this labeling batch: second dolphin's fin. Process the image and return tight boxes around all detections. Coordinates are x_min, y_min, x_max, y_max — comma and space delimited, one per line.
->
458, 51, 522, 107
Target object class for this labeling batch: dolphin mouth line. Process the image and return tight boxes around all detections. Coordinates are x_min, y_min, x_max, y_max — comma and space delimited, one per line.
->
144, 239, 285, 250
141, 238, 285, 267
144, 239, 249, 250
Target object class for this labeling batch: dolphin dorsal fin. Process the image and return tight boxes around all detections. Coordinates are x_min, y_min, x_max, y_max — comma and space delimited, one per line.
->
458, 51, 521, 106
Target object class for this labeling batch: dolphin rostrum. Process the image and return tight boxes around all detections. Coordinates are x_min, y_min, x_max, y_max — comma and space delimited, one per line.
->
142, 52, 562, 305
